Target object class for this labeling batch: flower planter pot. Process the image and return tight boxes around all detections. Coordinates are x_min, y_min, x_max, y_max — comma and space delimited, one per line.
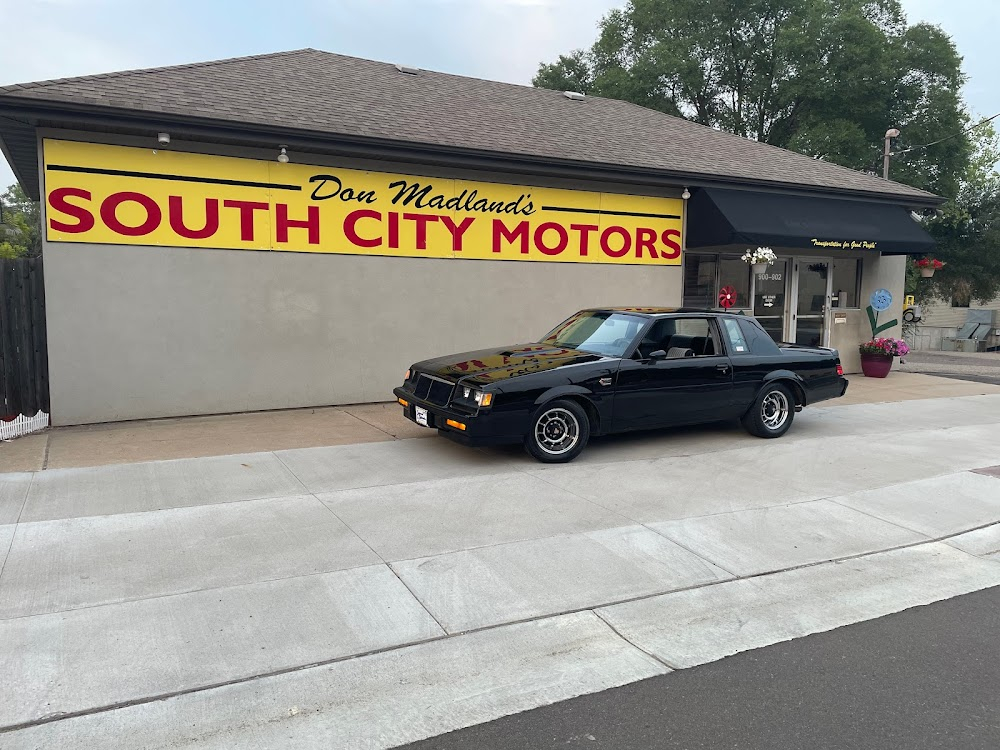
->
920, 268, 935, 278
752, 262, 768, 275
860, 352, 893, 378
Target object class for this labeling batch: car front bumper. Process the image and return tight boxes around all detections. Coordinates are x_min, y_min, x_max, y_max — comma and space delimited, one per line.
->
392, 387, 525, 447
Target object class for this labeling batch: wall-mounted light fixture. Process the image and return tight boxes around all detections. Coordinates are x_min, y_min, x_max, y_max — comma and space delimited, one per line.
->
277, 146, 289, 164
681, 187, 691, 200
157, 132, 170, 145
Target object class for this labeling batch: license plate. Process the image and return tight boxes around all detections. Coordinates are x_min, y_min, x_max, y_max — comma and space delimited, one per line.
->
415, 406, 429, 427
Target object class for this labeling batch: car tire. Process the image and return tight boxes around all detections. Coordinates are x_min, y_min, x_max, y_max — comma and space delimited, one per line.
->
742, 383, 795, 439
525, 399, 590, 463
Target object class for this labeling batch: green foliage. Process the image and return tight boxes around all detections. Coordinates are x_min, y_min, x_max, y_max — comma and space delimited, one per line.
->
0, 184, 41, 258
533, 50, 593, 93
533, 0, 971, 197
911, 123, 1000, 304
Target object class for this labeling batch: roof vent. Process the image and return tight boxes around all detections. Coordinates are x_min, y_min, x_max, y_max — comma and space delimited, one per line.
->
563, 91, 586, 101
395, 64, 420, 75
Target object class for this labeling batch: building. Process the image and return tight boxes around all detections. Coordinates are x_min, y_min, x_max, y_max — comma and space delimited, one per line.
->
909, 293, 1000, 352
0, 49, 941, 425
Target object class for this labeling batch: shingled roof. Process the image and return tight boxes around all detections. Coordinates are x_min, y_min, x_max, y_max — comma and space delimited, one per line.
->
0, 48, 938, 204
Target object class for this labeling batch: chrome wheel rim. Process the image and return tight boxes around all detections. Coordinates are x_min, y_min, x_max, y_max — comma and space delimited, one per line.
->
535, 408, 580, 456
761, 390, 789, 430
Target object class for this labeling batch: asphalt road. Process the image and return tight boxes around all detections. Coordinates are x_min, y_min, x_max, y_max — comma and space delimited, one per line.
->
402, 586, 1000, 750
902, 351, 1000, 386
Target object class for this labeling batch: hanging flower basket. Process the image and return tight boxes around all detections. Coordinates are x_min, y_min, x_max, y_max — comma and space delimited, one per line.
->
859, 337, 909, 378
914, 258, 944, 278
742, 247, 776, 275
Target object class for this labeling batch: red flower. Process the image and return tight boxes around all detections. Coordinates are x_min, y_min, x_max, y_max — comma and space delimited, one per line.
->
914, 258, 945, 269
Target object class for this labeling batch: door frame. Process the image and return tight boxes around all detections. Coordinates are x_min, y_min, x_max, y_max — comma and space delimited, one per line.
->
749, 257, 833, 346
789, 258, 833, 347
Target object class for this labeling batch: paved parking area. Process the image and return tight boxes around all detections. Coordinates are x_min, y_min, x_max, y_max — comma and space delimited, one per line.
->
2, 392, 1000, 748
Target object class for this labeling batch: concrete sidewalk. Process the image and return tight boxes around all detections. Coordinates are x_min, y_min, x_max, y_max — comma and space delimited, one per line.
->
2, 393, 1000, 748
3, 371, 999, 473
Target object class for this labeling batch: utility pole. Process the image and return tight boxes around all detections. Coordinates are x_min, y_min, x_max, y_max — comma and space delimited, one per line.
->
883, 128, 900, 179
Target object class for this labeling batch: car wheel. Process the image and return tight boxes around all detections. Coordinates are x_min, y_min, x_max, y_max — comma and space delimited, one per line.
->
742, 383, 795, 438
525, 399, 590, 463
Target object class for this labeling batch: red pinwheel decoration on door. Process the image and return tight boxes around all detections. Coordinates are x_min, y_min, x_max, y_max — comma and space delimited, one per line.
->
718, 285, 737, 309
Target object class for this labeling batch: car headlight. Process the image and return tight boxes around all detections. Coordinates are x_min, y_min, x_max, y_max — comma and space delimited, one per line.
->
457, 387, 493, 407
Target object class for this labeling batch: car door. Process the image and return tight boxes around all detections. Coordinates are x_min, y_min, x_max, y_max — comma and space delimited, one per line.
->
611, 317, 735, 431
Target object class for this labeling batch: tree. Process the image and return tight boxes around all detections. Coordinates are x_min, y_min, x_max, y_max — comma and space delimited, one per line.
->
534, 50, 593, 94
533, 0, 971, 197
908, 123, 1000, 305
0, 184, 42, 259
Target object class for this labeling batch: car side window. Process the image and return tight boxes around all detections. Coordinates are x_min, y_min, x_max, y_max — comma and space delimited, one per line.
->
633, 318, 725, 359
722, 318, 750, 355
634, 319, 674, 359
666, 318, 721, 358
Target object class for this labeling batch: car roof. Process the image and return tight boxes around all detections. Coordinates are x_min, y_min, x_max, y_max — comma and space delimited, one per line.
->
584, 307, 731, 318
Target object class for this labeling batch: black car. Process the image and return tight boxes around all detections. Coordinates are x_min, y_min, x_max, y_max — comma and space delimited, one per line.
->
394, 308, 848, 463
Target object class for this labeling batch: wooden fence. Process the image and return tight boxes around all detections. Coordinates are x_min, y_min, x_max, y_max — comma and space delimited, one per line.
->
0, 256, 49, 425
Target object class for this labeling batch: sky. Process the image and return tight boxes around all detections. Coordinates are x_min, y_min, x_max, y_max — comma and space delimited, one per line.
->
1, 0, 996, 190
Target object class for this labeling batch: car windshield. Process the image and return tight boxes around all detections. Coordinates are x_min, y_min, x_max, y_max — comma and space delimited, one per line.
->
540, 311, 646, 357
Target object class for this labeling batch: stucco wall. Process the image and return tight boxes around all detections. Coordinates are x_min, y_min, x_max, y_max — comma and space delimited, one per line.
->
43, 244, 680, 425
827, 253, 905, 373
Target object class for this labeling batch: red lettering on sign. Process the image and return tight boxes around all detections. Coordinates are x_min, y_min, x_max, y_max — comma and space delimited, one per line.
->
570, 224, 598, 256
48, 187, 95, 233
223, 200, 269, 242
169, 196, 219, 240
635, 228, 658, 259
661, 229, 682, 259
534, 222, 568, 256
403, 213, 439, 250
344, 209, 382, 248
440, 216, 475, 252
493, 220, 529, 254
388, 212, 400, 249
600, 226, 631, 258
276, 204, 320, 245
101, 192, 161, 237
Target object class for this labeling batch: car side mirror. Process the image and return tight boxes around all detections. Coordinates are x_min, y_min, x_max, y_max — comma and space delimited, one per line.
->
648, 349, 667, 361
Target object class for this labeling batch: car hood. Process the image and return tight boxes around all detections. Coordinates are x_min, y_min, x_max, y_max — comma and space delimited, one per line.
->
415, 344, 608, 385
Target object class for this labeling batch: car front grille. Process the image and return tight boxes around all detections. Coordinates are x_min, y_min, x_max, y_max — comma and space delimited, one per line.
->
415, 375, 454, 407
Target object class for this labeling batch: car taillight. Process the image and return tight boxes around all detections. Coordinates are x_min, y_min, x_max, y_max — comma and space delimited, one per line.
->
836, 364, 844, 376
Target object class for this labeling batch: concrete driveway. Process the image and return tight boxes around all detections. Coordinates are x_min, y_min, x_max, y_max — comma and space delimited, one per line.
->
2, 393, 1000, 748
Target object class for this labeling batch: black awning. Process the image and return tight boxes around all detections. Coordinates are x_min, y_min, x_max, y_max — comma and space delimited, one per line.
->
686, 187, 935, 255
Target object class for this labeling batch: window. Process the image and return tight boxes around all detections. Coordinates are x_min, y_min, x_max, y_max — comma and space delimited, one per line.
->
684, 254, 752, 309
722, 318, 749, 354
541, 311, 644, 358
635, 317, 720, 358
683, 254, 718, 308
831, 259, 861, 308
718, 257, 751, 309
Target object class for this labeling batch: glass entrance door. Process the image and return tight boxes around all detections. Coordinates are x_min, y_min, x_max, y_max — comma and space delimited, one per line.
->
793, 260, 832, 347
753, 260, 788, 343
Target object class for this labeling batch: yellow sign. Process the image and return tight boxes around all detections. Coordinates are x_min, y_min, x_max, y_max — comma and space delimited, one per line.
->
43, 140, 684, 265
